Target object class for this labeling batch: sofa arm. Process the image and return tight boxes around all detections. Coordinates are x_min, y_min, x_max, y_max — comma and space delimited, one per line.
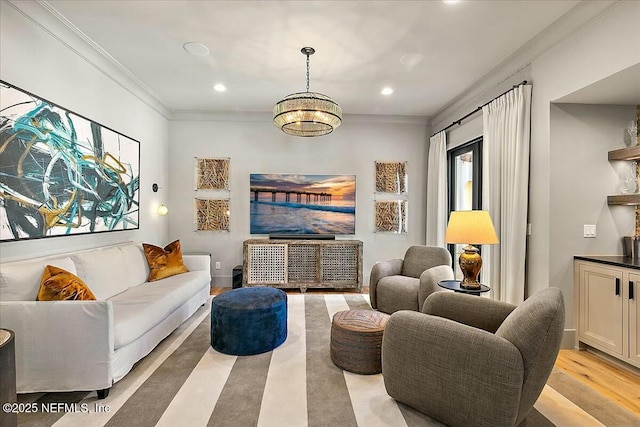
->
183, 254, 211, 273
382, 311, 523, 427
422, 291, 517, 333
369, 259, 403, 309
0, 300, 114, 393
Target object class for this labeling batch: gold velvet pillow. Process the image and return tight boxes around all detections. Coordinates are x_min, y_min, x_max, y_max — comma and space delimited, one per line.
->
143, 240, 189, 282
37, 265, 96, 301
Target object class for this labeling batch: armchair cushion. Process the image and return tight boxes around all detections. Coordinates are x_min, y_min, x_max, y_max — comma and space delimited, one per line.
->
423, 291, 516, 333
376, 276, 420, 313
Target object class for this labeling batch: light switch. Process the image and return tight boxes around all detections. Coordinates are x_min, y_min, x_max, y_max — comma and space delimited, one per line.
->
584, 224, 596, 238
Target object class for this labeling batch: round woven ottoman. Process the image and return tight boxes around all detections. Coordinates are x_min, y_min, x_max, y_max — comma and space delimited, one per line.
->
330, 309, 390, 374
210, 287, 287, 356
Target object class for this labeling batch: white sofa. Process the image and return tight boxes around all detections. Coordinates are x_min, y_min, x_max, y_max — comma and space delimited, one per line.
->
0, 242, 211, 398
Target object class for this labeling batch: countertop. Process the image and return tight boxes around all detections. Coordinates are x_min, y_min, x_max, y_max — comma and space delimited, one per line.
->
574, 255, 640, 270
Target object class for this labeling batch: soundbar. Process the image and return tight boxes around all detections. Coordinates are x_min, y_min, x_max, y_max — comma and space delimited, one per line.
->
269, 234, 336, 240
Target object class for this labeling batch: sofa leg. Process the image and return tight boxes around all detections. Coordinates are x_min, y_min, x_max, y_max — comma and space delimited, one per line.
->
97, 388, 110, 399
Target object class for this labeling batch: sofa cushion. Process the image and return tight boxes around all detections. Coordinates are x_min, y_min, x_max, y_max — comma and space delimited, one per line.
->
109, 270, 210, 349
37, 265, 96, 301
0, 257, 77, 301
142, 240, 189, 282
72, 247, 131, 300
119, 243, 150, 288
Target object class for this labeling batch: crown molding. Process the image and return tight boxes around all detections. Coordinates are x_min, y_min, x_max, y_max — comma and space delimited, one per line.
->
431, 0, 622, 132
5, 0, 171, 119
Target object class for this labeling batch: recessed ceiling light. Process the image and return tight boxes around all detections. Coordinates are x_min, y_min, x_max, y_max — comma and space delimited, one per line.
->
381, 87, 394, 96
213, 83, 227, 92
443, 0, 460, 4
400, 52, 424, 70
183, 42, 210, 57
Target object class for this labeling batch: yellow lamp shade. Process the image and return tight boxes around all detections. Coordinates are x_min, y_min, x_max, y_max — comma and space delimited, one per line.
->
157, 204, 169, 216
445, 210, 499, 245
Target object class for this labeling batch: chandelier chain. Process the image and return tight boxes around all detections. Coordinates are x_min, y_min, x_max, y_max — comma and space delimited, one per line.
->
306, 54, 310, 92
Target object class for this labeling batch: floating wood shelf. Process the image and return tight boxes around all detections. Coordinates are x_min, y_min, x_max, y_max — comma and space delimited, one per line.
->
608, 146, 640, 161
607, 194, 640, 205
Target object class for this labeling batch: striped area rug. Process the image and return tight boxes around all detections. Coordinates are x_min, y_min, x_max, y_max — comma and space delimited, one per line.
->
17, 294, 640, 427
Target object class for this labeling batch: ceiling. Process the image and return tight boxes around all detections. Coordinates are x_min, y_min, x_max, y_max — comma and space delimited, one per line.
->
45, 0, 582, 117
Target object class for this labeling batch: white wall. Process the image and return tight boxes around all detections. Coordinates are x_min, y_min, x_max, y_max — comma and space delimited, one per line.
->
430, 1, 640, 331
168, 113, 429, 286
549, 104, 637, 327
0, 1, 170, 261
528, 1, 640, 309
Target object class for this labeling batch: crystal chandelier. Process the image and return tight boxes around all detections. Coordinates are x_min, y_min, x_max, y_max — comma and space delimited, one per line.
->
273, 47, 342, 137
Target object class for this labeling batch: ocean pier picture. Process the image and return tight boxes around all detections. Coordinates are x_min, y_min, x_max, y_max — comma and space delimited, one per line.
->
249, 174, 356, 235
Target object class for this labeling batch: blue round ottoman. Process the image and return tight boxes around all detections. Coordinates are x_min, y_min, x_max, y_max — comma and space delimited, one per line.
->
210, 287, 288, 355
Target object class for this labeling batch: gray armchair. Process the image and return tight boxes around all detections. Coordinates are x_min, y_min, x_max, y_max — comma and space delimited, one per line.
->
382, 287, 565, 427
369, 245, 453, 314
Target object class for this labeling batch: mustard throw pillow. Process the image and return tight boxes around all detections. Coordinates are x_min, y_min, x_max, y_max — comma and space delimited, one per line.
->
143, 240, 189, 282
37, 265, 96, 301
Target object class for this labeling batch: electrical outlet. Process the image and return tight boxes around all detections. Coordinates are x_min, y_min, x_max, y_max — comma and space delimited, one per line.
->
583, 224, 596, 238
215, 262, 221, 270
526, 223, 532, 236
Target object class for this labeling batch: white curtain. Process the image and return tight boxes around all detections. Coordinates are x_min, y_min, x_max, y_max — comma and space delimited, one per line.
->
482, 85, 532, 304
426, 131, 448, 247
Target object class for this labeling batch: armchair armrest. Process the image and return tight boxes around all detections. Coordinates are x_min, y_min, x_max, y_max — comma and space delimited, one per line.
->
369, 259, 403, 309
382, 311, 523, 427
422, 291, 516, 333
0, 300, 114, 393
418, 265, 454, 311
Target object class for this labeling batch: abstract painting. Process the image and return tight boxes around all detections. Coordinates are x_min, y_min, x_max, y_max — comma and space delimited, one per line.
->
375, 161, 408, 194
195, 158, 229, 190
0, 81, 140, 241
195, 198, 230, 232
375, 200, 408, 233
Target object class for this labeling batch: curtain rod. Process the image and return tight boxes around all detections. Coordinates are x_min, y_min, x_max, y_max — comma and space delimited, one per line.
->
430, 80, 528, 138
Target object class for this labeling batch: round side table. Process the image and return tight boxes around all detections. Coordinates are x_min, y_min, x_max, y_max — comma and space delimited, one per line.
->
438, 280, 491, 296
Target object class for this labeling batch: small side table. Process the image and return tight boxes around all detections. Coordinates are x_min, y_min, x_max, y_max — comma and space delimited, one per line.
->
0, 329, 17, 427
438, 280, 491, 296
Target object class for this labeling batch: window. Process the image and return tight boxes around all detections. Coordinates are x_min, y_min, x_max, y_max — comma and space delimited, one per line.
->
447, 137, 482, 279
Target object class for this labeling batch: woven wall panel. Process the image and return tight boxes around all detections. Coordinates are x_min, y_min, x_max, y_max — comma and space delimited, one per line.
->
321, 245, 358, 282
248, 244, 286, 284
287, 244, 318, 282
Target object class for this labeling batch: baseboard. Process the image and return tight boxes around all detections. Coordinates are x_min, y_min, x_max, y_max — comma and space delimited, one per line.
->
561, 329, 576, 349
212, 275, 232, 288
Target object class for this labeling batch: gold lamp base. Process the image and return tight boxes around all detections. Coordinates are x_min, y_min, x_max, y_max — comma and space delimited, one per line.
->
458, 244, 482, 290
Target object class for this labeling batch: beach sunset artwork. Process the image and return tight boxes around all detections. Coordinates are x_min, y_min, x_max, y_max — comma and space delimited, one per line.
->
250, 174, 356, 235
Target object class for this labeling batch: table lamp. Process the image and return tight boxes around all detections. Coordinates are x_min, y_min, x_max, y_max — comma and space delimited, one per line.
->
445, 210, 499, 289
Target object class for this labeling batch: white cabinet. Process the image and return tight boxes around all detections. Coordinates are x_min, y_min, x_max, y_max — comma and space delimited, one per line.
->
575, 259, 640, 368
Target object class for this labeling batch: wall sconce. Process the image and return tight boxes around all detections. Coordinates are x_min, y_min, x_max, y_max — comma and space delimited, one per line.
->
157, 204, 169, 216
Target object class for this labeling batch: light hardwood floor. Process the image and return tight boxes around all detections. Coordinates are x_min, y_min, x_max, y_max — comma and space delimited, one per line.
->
555, 349, 640, 417
211, 286, 640, 418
